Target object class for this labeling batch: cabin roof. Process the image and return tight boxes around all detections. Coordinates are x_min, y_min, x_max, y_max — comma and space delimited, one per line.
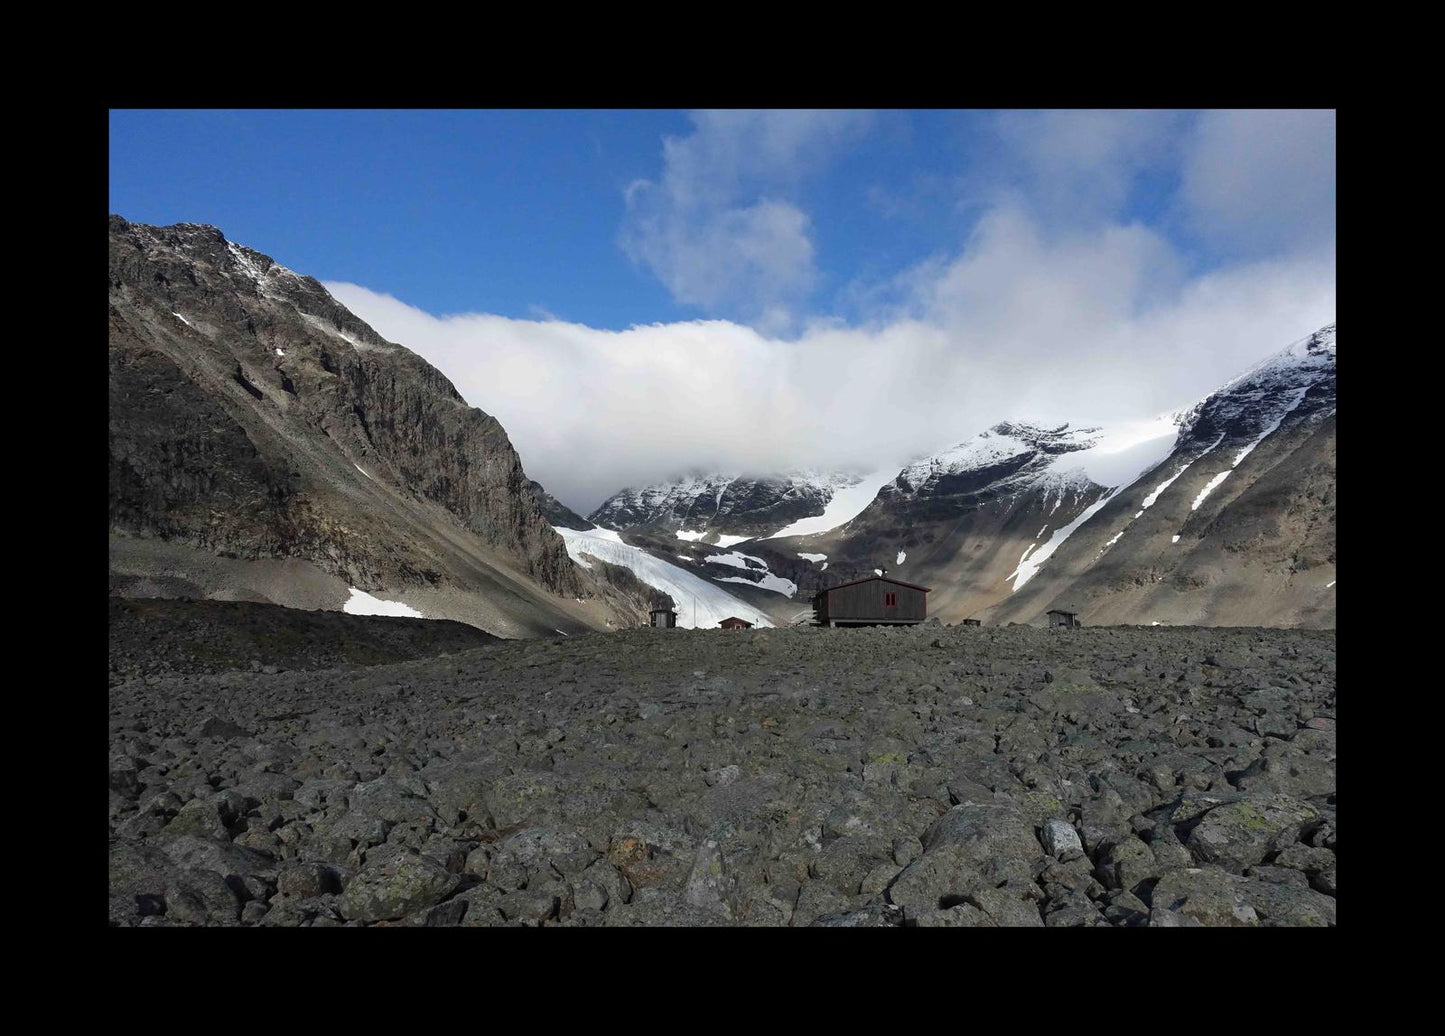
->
650, 606, 676, 614
719, 616, 752, 625
813, 574, 932, 596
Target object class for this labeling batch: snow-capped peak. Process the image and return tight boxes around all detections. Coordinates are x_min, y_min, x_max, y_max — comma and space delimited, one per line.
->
1176, 322, 1336, 445
893, 415, 1182, 500
590, 469, 883, 537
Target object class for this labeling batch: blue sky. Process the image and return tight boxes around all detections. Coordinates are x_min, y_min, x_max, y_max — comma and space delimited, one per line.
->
110, 109, 1336, 509
109, 109, 1274, 330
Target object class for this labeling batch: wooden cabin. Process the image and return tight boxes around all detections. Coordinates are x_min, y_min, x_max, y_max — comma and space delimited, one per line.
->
719, 617, 753, 630
649, 608, 677, 629
1046, 609, 1081, 628
812, 575, 931, 627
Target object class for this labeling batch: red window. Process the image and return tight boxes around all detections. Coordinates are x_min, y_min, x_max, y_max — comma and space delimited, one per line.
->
885, 592, 897, 607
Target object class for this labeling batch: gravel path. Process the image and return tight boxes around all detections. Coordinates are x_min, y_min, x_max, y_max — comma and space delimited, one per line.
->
109, 619, 1336, 926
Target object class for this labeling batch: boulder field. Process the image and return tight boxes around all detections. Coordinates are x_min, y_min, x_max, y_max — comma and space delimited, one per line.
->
108, 618, 1336, 926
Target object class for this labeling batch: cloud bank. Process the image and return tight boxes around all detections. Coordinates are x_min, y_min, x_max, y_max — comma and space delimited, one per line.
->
326, 110, 1335, 514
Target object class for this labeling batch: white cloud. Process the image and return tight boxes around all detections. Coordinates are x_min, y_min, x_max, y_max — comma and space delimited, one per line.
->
987, 109, 1182, 226
1178, 109, 1336, 254
321, 111, 1333, 517
619, 109, 872, 331
328, 210, 1332, 514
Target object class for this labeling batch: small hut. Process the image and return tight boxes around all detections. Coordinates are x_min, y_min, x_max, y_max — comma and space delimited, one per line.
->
811, 575, 931, 627
962, 618, 982, 626
719, 617, 753, 630
1046, 609, 1081, 628
649, 607, 678, 629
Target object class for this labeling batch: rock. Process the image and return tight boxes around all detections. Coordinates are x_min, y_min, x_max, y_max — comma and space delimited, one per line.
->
109, 755, 140, 795
892, 836, 921, 867
1097, 837, 1156, 893
1043, 888, 1105, 927
1148, 868, 1259, 927
704, 765, 741, 788
574, 881, 609, 912
1187, 795, 1319, 871
1041, 819, 1084, 861
921, 802, 1040, 861
336, 852, 459, 923
1101, 889, 1149, 927
683, 840, 732, 918
499, 827, 598, 877
810, 902, 905, 927
1238, 875, 1336, 926
405, 898, 469, 926
1274, 843, 1335, 874
159, 798, 232, 840
198, 717, 251, 739
164, 870, 243, 925
347, 778, 439, 828
860, 862, 901, 896
969, 886, 1044, 927
278, 863, 339, 899
497, 888, 561, 925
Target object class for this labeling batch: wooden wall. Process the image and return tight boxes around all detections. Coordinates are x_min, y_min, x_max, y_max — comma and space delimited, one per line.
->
820, 580, 928, 623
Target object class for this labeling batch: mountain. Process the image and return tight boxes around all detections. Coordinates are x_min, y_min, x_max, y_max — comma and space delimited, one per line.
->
578, 470, 873, 624
108, 216, 652, 637
770, 323, 1336, 628
528, 480, 595, 531
589, 470, 885, 542
980, 324, 1336, 627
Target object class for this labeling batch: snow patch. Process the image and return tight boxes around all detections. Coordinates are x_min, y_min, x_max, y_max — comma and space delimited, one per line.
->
275, 348, 286, 357
704, 551, 797, 598
172, 312, 192, 327
1171, 535, 1181, 543
1326, 580, 1335, 588
1191, 471, 1232, 511
1190, 384, 1312, 512
797, 552, 828, 563
554, 526, 773, 628
718, 573, 798, 598
354, 463, 374, 481
675, 529, 706, 542
896, 550, 907, 565
1006, 489, 1120, 591
713, 534, 753, 548
344, 588, 424, 618
874, 568, 883, 576
768, 467, 899, 539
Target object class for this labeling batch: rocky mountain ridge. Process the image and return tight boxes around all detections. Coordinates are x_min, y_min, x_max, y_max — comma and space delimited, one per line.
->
589, 470, 871, 540
585, 324, 1336, 630
108, 216, 654, 636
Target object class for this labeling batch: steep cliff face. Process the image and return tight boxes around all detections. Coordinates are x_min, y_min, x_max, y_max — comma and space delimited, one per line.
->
108, 216, 595, 635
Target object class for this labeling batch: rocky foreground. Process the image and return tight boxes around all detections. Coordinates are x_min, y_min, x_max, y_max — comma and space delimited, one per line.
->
108, 617, 1336, 926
